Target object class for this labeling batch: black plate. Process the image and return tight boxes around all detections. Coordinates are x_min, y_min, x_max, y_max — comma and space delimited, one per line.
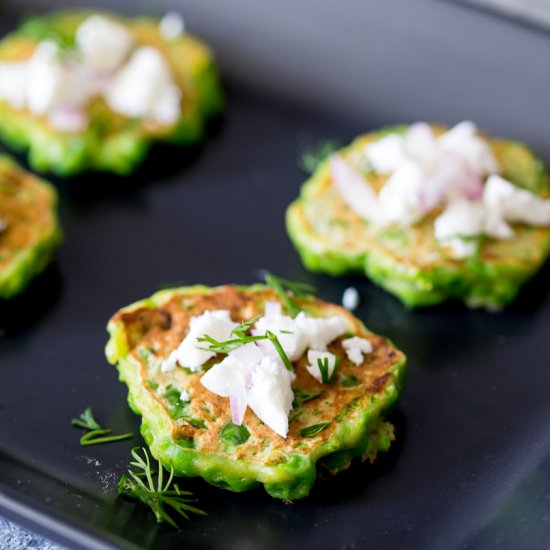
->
1, 1, 550, 549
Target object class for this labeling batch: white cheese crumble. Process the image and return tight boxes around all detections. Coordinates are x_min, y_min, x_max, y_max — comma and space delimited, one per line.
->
342, 287, 360, 311
160, 12, 185, 40
434, 199, 485, 258
247, 356, 295, 438
26, 41, 70, 116
306, 350, 338, 383
434, 175, 550, 257
161, 310, 237, 372
332, 121, 550, 257
76, 15, 134, 72
180, 390, 190, 402
342, 337, 373, 366
106, 46, 181, 125
377, 160, 425, 226
0, 62, 28, 110
364, 133, 408, 174
484, 174, 550, 229
194, 304, 348, 438
0, 15, 182, 131
252, 310, 346, 361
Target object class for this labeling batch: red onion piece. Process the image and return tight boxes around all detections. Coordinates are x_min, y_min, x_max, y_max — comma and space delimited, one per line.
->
329, 155, 380, 222
229, 396, 246, 425
245, 364, 257, 390
48, 106, 88, 133
419, 154, 484, 213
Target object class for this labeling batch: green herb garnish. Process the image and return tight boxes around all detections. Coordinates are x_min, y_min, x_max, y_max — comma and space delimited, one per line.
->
293, 388, 325, 407
264, 273, 315, 317
317, 356, 339, 384
118, 447, 206, 528
335, 398, 361, 421
300, 422, 331, 438
299, 140, 341, 174
231, 314, 262, 339
163, 387, 206, 428
72, 407, 133, 447
199, 329, 293, 372
341, 373, 359, 387
220, 422, 250, 449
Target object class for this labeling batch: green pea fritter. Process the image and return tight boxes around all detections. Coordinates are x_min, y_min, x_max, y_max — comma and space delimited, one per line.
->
106, 284, 406, 500
0, 155, 62, 299
286, 125, 550, 309
0, 10, 223, 176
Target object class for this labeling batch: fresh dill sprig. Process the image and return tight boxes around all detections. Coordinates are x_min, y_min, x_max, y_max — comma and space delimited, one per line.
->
341, 373, 359, 387
72, 407, 101, 430
300, 422, 331, 438
72, 407, 133, 447
293, 388, 325, 407
317, 356, 339, 384
231, 314, 262, 339
198, 329, 293, 371
118, 447, 206, 528
299, 140, 341, 174
264, 273, 315, 317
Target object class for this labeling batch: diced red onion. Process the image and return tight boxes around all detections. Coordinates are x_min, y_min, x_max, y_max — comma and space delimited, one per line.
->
229, 396, 245, 425
329, 155, 380, 222
419, 154, 484, 213
48, 106, 88, 133
245, 364, 257, 390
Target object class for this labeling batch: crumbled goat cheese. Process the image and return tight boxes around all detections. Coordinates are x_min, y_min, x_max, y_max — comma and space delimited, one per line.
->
180, 390, 190, 402
364, 133, 408, 174
161, 309, 237, 372
199, 305, 347, 437
434, 199, 485, 258
252, 310, 346, 361
342, 287, 360, 311
333, 121, 550, 256
0, 62, 28, 109
434, 175, 550, 257
26, 41, 70, 116
246, 356, 295, 438
0, 15, 181, 131
438, 121, 500, 175
200, 352, 250, 427
306, 350, 338, 383
377, 160, 425, 226
342, 337, 373, 366
76, 15, 134, 72
106, 46, 181, 125
484, 174, 550, 230
160, 12, 185, 40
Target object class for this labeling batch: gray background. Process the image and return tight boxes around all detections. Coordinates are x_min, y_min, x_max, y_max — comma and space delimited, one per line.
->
1, 0, 550, 548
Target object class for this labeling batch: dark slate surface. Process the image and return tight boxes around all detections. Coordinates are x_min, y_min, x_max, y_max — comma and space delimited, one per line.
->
1, 1, 550, 549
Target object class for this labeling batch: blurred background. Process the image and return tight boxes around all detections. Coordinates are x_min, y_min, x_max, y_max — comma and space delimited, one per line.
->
2, 0, 550, 151
1, 1, 550, 549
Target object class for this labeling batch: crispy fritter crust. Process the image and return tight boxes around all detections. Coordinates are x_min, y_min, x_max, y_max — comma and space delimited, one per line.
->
286, 126, 550, 309
0, 11, 224, 176
0, 156, 61, 298
106, 285, 406, 499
